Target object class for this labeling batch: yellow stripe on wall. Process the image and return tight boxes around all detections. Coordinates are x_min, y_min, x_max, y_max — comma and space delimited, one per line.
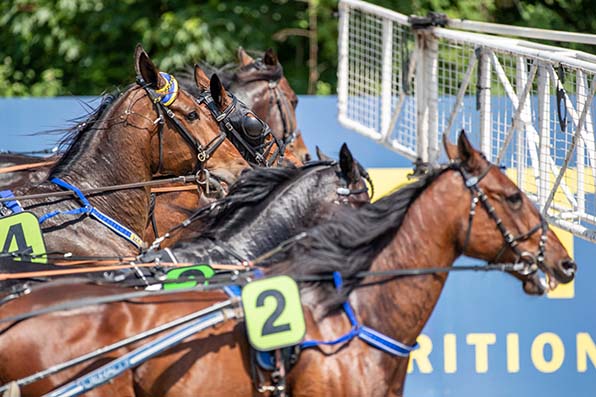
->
367, 168, 574, 299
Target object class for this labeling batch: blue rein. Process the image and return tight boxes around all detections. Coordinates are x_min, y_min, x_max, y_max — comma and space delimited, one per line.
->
300, 271, 418, 357
38, 177, 145, 250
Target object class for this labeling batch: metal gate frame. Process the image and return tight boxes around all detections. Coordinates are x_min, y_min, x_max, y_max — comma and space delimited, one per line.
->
337, 0, 596, 243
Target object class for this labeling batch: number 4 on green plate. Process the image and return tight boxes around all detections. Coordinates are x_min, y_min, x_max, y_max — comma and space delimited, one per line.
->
241, 275, 306, 351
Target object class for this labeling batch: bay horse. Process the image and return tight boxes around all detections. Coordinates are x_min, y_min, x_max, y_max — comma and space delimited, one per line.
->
0, 145, 369, 395
5, 44, 256, 257
1, 48, 305, 248
0, 132, 575, 396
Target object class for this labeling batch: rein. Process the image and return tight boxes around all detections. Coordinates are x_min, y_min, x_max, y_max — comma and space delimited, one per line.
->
0, 174, 203, 203
0, 160, 56, 174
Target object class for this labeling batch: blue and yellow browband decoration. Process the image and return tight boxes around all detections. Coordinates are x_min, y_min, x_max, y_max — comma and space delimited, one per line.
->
154, 72, 179, 107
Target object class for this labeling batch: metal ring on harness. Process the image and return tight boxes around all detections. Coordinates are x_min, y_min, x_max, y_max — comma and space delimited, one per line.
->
196, 168, 211, 195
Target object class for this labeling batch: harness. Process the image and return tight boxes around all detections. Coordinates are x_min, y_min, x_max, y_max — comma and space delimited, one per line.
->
37, 177, 145, 251
0, 191, 23, 217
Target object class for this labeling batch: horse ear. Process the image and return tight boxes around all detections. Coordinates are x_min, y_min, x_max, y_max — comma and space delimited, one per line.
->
210, 74, 232, 109
194, 64, 210, 92
315, 146, 333, 161
443, 133, 459, 161
237, 47, 255, 66
134, 44, 165, 89
339, 143, 358, 180
263, 48, 279, 66
457, 130, 483, 170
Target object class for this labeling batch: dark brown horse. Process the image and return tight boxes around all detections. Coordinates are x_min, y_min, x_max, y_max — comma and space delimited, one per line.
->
229, 48, 310, 164
6, 45, 251, 257
0, 132, 575, 396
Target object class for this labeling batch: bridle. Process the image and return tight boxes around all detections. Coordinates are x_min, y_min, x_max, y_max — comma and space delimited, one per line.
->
138, 70, 279, 180
235, 60, 299, 164
194, 90, 282, 167
137, 72, 228, 177
335, 162, 373, 201
457, 162, 548, 276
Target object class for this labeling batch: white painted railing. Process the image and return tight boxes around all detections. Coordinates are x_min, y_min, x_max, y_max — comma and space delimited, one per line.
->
338, 0, 596, 242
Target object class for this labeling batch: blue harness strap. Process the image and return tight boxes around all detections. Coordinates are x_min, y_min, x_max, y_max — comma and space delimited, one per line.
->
0, 190, 23, 216
300, 271, 418, 357
38, 177, 145, 250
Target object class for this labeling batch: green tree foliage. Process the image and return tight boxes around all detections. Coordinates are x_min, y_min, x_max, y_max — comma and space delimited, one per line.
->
0, 0, 593, 96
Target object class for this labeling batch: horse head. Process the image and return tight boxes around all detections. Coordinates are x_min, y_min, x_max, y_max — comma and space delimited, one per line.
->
233, 47, 310, 164
444, 130, 577, 295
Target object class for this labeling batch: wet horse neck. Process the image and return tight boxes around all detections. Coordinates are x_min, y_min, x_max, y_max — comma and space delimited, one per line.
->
51, 105, 153, 233
19, 93, 155, 255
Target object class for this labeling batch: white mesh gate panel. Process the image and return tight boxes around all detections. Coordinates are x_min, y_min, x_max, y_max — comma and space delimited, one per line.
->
338, 0, 596, 243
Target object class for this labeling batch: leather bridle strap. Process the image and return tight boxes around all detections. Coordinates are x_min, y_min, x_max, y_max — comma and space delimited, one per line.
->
136, 74, 227, 169
458, 164, 547, 272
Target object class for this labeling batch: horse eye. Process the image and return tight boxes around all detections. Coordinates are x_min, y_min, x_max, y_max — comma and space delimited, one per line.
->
506, 192, 522, 209
186, 111, 199, 121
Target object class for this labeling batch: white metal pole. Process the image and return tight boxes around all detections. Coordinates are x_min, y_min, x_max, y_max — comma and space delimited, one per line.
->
415, 31, 428, 162
537, 64, 551, 210
337, 1, 350, 121
577, 70, 587, 217
425, 33, 440, 163
478, 48, 492, 159
380, 19, 394, 140
516, 57, 529, 189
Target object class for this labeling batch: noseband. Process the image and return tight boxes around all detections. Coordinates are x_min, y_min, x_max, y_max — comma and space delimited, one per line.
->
457, 163, 548, 275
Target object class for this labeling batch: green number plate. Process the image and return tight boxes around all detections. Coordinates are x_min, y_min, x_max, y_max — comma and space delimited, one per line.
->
163, 265, 215, 290
0, 212, 47, 263
242, 275, 306, 351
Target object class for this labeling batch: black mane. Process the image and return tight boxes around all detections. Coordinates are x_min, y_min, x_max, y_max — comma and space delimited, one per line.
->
186, 161, 334, 239
270, 166, 450, 312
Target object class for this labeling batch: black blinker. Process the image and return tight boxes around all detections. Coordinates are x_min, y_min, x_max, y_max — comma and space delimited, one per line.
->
243, 116, 264, 138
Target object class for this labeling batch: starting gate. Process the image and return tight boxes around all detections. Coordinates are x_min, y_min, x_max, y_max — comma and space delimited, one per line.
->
337, 0, 596, 243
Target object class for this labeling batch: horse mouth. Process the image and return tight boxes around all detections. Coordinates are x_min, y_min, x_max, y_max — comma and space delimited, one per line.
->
521, 259, 577, 295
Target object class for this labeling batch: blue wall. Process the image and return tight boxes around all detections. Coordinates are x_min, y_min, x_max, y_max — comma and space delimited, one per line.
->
1, 96, 595, 396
